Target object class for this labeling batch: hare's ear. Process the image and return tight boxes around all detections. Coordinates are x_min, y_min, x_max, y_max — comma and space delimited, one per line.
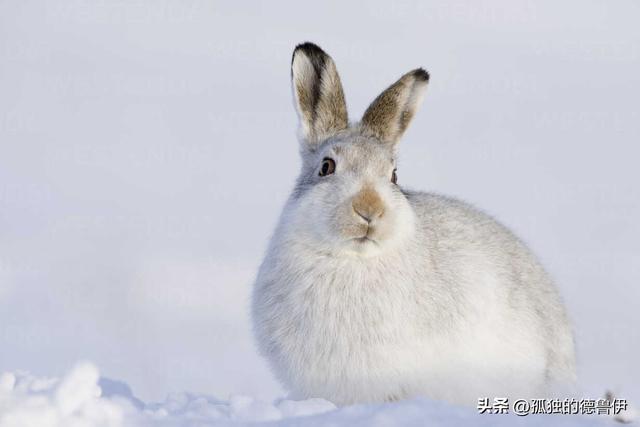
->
360, 68, 429, 146
291, 43, 348, 151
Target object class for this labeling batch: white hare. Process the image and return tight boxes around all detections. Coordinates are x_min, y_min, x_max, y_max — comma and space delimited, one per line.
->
252, 42, 576, 406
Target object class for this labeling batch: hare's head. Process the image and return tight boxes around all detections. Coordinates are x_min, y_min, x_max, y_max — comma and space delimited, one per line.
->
287, 43, 428, 257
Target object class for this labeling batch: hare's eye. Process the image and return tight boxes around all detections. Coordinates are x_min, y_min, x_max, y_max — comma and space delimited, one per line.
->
319, 158, 336, 177
391, 169, 398, 184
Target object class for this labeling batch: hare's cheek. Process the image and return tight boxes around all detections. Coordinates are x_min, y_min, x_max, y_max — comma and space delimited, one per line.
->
318, 203, 353, 240
340, 221, 368, 239
370, 216, 394, 241
328, 202, 360, 238
388, 205, 417, 245
375, 204, 408, 241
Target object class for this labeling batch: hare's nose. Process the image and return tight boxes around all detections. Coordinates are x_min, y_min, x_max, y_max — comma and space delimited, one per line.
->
352, 186, 385, 223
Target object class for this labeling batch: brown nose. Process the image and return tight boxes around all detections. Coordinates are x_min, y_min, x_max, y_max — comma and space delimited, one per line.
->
352, 186, 385, 223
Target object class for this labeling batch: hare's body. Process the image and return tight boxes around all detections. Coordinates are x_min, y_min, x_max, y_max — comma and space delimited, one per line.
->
252, 43, 575, 406
254, 192, 575, 405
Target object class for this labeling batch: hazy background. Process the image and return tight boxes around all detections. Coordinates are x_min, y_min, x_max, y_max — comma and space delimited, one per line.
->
0, 0, 638, 403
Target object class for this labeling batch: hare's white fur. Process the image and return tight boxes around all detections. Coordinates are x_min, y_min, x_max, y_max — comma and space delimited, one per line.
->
252, 43, 575, 406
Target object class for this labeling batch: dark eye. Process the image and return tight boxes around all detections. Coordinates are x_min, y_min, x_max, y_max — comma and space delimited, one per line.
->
391, 169, 398, 184
319, 158, 336, 176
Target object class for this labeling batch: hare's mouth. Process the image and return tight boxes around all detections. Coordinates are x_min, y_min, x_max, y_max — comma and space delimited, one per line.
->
351, 236, 378, 245
344, 235, 382, 257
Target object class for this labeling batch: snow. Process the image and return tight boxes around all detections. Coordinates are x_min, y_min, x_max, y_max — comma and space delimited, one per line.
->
1, 363, 630, 427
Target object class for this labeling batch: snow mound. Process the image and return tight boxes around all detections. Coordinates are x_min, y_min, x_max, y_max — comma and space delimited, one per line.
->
0, 362, 625, 426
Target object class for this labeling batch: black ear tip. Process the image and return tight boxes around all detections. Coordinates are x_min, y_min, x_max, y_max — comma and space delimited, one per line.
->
293, 42, 328, 60
413, 68, 430, 82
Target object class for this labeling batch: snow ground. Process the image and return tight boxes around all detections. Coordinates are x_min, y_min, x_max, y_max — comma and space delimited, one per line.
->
0, 363, 631, 427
